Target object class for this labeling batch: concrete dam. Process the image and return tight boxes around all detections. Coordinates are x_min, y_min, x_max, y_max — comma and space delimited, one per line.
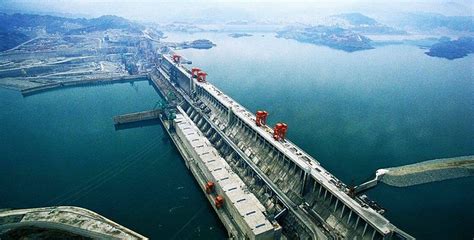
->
141, 53, 415, 240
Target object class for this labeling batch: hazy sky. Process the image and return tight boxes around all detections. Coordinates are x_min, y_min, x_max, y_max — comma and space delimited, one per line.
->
1, 0, 472, 23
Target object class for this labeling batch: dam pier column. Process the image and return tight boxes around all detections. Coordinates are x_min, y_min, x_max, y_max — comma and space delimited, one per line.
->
340, 204, 346, 218
371, 228, 377, 240
362, 222, 368, 236
300, 171, 307, 195
227, 107, 233, 126
347, 210, 353, 224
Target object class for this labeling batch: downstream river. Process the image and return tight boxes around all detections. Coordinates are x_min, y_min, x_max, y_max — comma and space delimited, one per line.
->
0, 31, 473, 240
0, 81, 227, 239
170, 32, 474, 239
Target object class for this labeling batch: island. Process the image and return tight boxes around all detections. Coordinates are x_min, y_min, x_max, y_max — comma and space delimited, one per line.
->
178, 39, 216, 49
228, 33, 253, 38
426, 37, 474, 60
276, 26, 373, 52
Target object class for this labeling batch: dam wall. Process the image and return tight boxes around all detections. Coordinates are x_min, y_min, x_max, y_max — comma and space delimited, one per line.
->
158, 54, 414, 240
192, 80, 397, 240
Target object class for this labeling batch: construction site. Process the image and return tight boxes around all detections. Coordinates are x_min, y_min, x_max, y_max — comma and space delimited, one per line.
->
0, 25, 160, 93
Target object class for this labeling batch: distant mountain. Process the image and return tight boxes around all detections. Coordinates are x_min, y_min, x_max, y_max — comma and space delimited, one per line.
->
426, 37, 474, 59
160, 22, 205, 33
386, 13, 474, 33
68, 15, 143, 34
0, 12, 146, 51
0, 12, 144, 35
329, 13, 406, 35
332, 13, 378, 26
0, 26, 29, 51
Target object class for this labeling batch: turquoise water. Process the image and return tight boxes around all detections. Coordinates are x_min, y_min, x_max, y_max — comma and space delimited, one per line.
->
170, 32, 474, 239
0, 81, 227, 239
1, 32, 473, 240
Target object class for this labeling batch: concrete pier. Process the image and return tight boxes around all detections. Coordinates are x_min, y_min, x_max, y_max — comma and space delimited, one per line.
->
21, 74, 148, 96
354, 170, 387, 194
354, 178, 379, 194
113, 109, 161, 125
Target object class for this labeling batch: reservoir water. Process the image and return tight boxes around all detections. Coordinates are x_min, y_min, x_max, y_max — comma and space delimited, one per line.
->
0, 31, 473, 240
169, 32, 474, 239
0, 81, 227, 239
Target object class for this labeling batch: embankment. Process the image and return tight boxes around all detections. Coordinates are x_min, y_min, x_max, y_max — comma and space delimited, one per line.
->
379, 155, 474, 187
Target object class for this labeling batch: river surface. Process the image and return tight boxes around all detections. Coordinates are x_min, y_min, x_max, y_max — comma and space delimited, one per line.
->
0, 81, 227, 239
0, 32, 473, 240
169, 32, 474, 239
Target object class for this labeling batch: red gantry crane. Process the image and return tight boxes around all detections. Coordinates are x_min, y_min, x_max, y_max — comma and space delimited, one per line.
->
191, 67, 201, 78
197, 71, 208, 82
205, 181, 215, 194
255, 111, 268, 127
172, 54, 181, 63
214, 195, 225, 209
273, 123, 288, 141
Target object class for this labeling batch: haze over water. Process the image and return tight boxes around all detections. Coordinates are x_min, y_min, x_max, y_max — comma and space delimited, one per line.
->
170, 32, 474, 239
